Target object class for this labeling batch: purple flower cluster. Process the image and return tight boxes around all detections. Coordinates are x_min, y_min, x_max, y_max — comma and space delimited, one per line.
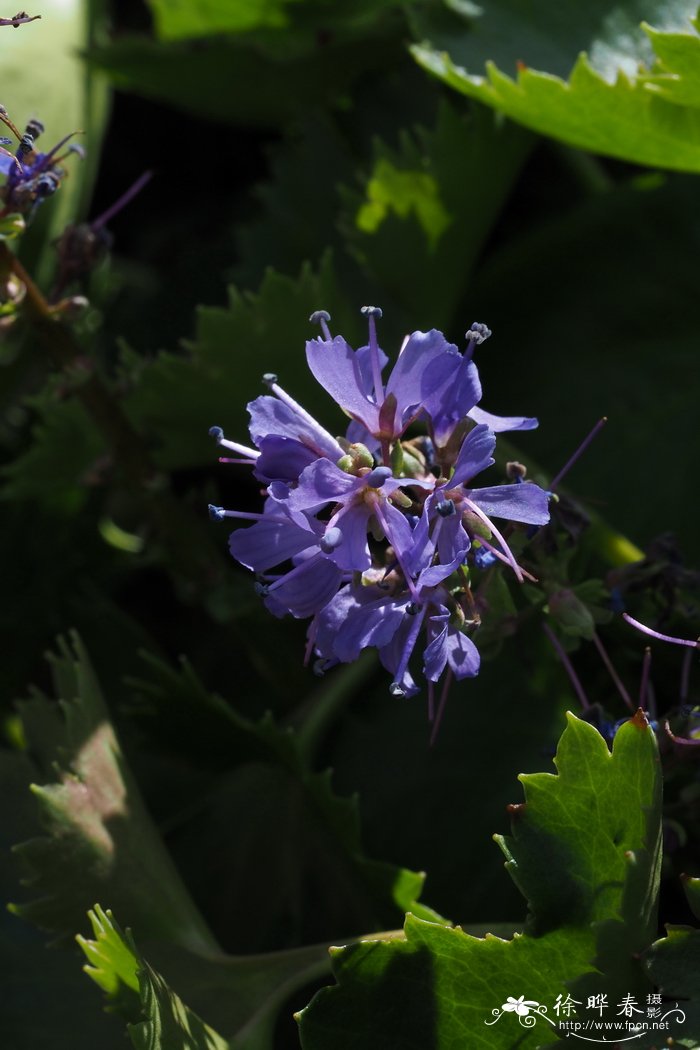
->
0, 109, 84, 219
210, 308, 550, 720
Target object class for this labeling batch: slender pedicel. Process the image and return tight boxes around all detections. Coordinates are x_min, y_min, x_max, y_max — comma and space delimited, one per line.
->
591, 630, 635, 712
361, 305, 385, 405
463, 498, 524, 582
261, 374, 345, 459
427, 680, 435, 723
550, 417, 607, 491
309, 309, 332, 341
623, 613, 700, 649
543, 622, 590, 710
209, 426, 260, 460
430, 668, 454, 746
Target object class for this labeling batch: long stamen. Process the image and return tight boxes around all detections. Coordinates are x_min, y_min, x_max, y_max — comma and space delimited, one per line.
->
623, 613, 700, 649
209, 426, 260, 460
591, 631, 635, 712
91, 171, 153, 231
463, 498, 524, 582
41, 130, 84, 164
389, 606, 426, 696
361, 305, 385, 405
430, 668, 454, 746
543, 622, 590, 710
309, 309, 332, 341
208, 506, 293, 524
218, 456, 257, 465
550, 417, 607, 491
261, 373, 345, 459
474, 536, 538, 583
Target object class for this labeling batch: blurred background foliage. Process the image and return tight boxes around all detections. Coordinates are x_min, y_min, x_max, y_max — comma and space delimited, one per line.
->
1, 1, 699, 1047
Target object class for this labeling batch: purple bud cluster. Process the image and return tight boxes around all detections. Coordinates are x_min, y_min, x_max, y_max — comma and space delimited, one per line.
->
210, 310, 550, 717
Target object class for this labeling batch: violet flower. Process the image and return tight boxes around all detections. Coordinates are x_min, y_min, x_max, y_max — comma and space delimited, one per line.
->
210, 306, 549, 723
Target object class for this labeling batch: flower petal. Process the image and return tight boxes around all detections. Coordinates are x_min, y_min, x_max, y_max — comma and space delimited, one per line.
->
254, 435, 319, 482
468, 483, 550, 525
267, 554, 343, 618
229, 518, 317, 572
422, 354, 482, 446
468, 406, 538, 432
446, 629, 480, 679
328, 505, 372, 571
306, 336, 380, 431
289, 459, 358, 512
450, 424, 496, 487
248, 395, 341, 459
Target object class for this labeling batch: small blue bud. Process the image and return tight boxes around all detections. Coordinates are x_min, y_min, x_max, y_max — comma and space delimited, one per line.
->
208, 504, 225, 521
254, 582, 269, 597
436, 499, 456, 517
208, 425, 224, 441
406, 602, 420, 615
473, 547, 498, 570
262, 372, 278, 386
320, 527, 343, 553
366, 466, 392, 488
309, 310, 331, 324
361, 305, 383, 319
389, 682, 405, 697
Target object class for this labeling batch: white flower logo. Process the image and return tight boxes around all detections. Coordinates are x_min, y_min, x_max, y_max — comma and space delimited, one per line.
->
502, 995, 540, 1017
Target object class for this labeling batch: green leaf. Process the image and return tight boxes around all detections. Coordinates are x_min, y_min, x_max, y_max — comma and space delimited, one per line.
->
87, 27, 401, 129
146, 0, 300, 39
78, 906, 230, 1049
10, 633, 217, 953
644, 925, 700, 1044
129, 652, 446, 948
297, 711, 662, 1048
341, 101, 532, 328
124, 255, 359, 471
411, 2, 700, 171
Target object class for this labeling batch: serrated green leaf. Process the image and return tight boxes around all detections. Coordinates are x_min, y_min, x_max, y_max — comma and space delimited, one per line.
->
341, 101, 532, 327
78, 906, 230, 1050
10, 633, 216, 953
297, 711, 662, 1048
411, 3, 700, 171
124, 255, 358, 471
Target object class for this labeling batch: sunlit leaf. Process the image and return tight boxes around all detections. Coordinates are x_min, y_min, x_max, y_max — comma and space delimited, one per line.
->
411, 2, 700, 171
298, 712, 662, 1047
